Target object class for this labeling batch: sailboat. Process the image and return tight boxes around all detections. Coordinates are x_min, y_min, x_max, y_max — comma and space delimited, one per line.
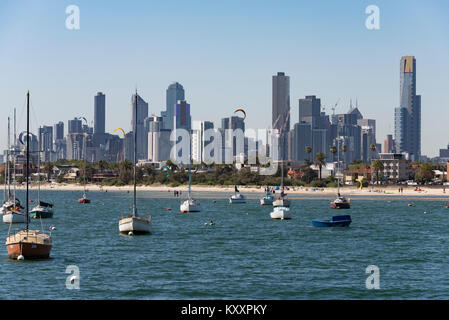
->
30, 150, 54, 218
272, 137, 290, 208
3, 113, 27, 224
1, 116, 14, 215
331, 139, 350, 209
229, 185, 246, 204
260, 186, 274, 205
6, 91, 52, 260
78, 132, 90, 203
180, 133, 200, 213
118, 91, 151, 235
270, 125, 291, 219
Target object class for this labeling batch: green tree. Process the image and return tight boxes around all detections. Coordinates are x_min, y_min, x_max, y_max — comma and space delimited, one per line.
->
415, 163, 435, 184
371, 160, 384, 185
306, 146, 312, 162
314, 152, 326, 180
43, 162, 54, 182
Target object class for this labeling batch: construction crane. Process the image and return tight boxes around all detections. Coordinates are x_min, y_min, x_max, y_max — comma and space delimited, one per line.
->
331, 98, 340, 115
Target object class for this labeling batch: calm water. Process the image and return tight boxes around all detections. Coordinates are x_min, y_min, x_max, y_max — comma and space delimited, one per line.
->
1, 189, 449, 299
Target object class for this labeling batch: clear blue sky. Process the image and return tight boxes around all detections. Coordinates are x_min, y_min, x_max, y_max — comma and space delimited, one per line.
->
1, 0, 448, 157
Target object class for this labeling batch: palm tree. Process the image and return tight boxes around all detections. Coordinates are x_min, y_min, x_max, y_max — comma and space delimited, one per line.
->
372, 160, 384, 185
315, 152, 326, 180
306, 146, 312, 162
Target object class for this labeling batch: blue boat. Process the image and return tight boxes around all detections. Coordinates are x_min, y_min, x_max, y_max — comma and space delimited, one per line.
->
312, 215, 352, 227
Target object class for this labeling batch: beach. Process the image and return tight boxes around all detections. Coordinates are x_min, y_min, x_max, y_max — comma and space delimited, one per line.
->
13, 182, 449, 197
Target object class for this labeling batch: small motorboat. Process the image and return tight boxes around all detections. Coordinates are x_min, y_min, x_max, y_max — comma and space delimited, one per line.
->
78, 193, 90, 204
330, 194, 350, 209
270, 206, 291, 220
312, 215, 352, 227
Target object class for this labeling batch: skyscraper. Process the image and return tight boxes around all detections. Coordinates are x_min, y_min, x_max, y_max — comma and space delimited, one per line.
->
394, 56, 421, 161
384, 134, 394, 154
39, 126, 53, 162
272, 72, 290, 161
94, 92, 106, 134
54, 121, 64, 140
162, 82, 185, 131
68, 118, 82, 134
131, 93, 149, 160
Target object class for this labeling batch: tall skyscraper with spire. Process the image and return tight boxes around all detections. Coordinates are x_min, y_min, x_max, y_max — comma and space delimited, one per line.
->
131, 93, 149, 160
162, 82, 185, 131
394, 56, 421, 161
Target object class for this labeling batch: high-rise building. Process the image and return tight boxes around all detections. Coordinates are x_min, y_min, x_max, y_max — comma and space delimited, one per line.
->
94, 92, 106, 134
394, 56, 421, 161
298, 95, 321, 127
54, 121, 64, 141
68, 118, 82, 134
162, 82, 185, 131
38, 126, 53, 162
220, 116, 245, 163
131, 93, 149, 161
384, 134, 394, 154
272, 72, 290, 161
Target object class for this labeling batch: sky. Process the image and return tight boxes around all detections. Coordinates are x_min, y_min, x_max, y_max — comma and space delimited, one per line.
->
0, 0, 448, 157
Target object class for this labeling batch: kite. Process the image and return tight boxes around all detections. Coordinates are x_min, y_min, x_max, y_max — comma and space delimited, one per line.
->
234, 108, 246, 120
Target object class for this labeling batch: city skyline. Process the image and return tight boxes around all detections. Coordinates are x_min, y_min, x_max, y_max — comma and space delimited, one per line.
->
1, 1, 449, 156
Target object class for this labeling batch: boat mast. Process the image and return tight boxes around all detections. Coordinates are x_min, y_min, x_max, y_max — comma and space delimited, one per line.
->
133, 91, 137, 217
37, 148, 41, 204
3, 117, 10, 202
7, 117, 10, 199
337, 138, 340, 196
188, 130, 191, 200
13, 112, 16, 209
83, 132, 87, 196
26, 91, 29, 231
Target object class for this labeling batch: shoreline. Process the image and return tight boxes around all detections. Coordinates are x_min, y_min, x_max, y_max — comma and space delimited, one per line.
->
10, 183, 449, 197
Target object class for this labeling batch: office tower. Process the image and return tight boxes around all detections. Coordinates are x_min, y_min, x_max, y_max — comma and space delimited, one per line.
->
131, 93, 149, 161
361, 127, 376, 162
147, 117, 171, 162
94, 92, 106, 134
383, 134, 394, 154
161, 82, 185, 131
38, 126, 53, 162
298, 95, 321, 127
68, 118, 82, 134
191, 120, 214, 163
272, 72, 290, 161
54, 121, 64, 140
66, 133, 84, 160
293, 122, 312, 162
174, 100, 191, 131
394, 56, 421, 161
220, 116, 245, 162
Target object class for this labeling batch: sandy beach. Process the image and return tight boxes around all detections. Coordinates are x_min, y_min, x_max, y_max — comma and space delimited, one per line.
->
11, 182, 449, 197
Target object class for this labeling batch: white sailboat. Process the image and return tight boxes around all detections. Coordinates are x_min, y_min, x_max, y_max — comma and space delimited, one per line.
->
180, 134, 200, 213
1, 116, 13, 215
3, 112, 27, 224
118, 91, 151, 235
260, 186, 274, 205
270, 206, 291, 220
229, 185, 246, 204
272, 131, 290, 208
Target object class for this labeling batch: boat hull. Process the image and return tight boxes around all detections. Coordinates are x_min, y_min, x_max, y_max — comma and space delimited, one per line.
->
119, 216, 151, 234
270, 207, 291, 220
78, 198, 90, 204
260, 196, 274, 205
2, 211, 28, 224
312, 220, 351, 227
330, 201, 350, 209
30, 206, 54, 219
180, 200, 201, 213
6, 242, 52, 259
273, 198, 290, 207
